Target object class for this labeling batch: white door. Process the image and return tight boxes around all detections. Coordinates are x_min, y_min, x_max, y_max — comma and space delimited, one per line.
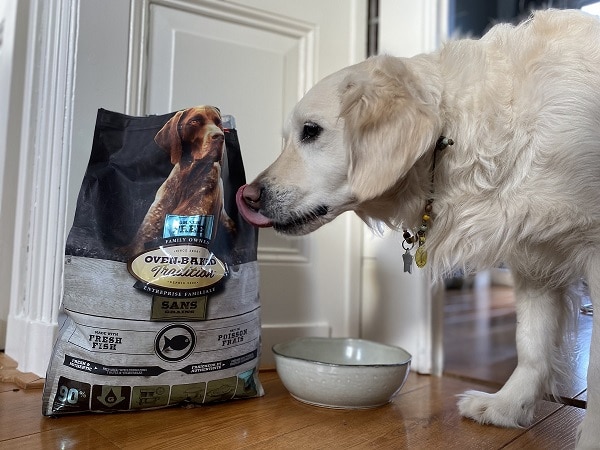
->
64, 0, 367, 368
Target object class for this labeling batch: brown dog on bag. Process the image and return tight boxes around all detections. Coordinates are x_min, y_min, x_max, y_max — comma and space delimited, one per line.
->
130, 106, 235, 256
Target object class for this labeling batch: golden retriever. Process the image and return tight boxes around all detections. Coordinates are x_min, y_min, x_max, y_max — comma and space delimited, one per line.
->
237, 9, 600, 449
130, 106, 235, 255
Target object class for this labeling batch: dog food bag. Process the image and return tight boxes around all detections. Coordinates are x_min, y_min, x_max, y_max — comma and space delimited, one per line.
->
42, 106, 263, 415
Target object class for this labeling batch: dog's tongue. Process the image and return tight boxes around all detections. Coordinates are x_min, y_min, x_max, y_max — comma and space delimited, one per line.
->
236, 185, 273, 228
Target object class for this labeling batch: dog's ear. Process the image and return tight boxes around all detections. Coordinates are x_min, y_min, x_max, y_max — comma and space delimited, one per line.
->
340, 55, 441, 202
155, 110, 185, 164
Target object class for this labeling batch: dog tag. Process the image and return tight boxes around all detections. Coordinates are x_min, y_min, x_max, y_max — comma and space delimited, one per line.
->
402, 250, 413, 274
415, 246, 427, 268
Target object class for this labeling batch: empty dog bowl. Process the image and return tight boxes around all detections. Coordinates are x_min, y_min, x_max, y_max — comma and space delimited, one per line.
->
272, 337, 411, 409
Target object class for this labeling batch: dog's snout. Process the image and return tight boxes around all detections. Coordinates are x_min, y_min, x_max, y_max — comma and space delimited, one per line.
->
210, 130, 224, 143
236, 183, 273, 228
242, 183, 262, 208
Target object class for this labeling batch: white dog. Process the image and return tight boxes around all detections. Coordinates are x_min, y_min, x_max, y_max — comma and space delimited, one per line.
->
236, 9, 600, 449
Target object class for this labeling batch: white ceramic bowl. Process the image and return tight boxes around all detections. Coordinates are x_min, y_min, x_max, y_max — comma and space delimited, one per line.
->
272, 337, 411, 409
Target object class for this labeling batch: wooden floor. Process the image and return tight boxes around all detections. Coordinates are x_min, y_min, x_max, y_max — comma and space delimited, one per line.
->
0, 283, 591, 449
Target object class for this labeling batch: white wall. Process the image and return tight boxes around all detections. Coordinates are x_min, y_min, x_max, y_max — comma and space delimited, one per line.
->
378, 0, 447, 56
0, 0, 29, 350
67, 0, 130, 228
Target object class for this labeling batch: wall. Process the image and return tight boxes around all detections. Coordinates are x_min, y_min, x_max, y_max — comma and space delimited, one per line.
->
0, 0, 29, 350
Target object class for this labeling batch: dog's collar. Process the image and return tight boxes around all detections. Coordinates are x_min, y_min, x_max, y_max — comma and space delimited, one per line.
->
401, 135, 453, 273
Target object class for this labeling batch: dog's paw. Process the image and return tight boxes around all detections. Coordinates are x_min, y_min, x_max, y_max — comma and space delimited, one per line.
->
457, 390, 535, 428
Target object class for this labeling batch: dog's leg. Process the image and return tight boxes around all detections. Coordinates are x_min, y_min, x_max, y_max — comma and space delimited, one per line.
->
458, 277, 566, 428
578, 259, 600, 449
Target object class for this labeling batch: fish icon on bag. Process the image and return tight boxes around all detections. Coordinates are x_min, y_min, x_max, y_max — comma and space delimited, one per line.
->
154, 324, 197, 362
162, 334, 191, 352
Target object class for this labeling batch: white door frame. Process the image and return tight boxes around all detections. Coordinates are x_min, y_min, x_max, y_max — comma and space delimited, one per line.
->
4, 0, 79, 375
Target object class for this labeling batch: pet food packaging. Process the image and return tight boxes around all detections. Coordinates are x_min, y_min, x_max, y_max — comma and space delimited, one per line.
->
42, 107, 262, 415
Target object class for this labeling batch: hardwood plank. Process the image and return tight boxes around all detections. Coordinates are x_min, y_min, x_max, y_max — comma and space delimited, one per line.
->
504, 404, 585, 449
0, 381, 20, 394
79, 371, 334, 449
0, 353, 17, 369
0, 426, 120, 450
0, 387, 92, 442
0, 353, 44, 390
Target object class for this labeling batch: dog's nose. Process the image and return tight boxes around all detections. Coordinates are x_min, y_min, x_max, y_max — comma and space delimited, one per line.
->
236, 184, 273, 228
242, 183, 262, 208
210, 131, 224, 143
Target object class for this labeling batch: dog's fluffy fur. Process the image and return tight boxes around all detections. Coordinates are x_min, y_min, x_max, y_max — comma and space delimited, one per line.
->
240, 9, 600, 448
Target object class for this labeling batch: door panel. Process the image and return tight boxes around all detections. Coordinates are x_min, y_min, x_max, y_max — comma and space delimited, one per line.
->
147, 3, 306, 180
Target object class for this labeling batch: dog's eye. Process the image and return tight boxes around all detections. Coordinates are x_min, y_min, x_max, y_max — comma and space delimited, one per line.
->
301, 122, 322, 142
189, 117, 204, 127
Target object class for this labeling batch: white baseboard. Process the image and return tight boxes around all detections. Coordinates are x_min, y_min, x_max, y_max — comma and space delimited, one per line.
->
5, 313, 56, 376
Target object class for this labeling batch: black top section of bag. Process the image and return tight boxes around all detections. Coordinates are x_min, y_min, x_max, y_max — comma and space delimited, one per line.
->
66, 108, 257, 265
